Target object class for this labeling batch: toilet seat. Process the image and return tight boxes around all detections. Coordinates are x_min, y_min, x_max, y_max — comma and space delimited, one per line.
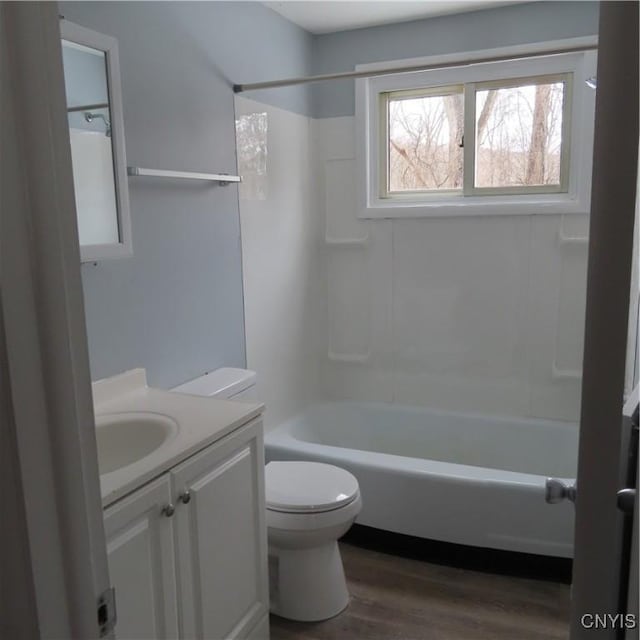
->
266, 461, 359, 514
266, 492, 362, 532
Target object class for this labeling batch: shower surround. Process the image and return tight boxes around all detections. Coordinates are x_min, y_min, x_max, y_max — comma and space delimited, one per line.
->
236, 94, 589, 428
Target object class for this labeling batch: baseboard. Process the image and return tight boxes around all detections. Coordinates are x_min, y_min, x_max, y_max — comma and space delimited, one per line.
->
341, 524, 573, 584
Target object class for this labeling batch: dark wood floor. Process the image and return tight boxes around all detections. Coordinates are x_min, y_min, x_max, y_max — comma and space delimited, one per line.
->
270, 542, 570, 640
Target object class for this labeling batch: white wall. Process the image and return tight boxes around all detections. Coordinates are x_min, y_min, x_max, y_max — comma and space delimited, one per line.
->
315, 116, 588, 422
235, 96, 324, 430
238, 108, 589, 425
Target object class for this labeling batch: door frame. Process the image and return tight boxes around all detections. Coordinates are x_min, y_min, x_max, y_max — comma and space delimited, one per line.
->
0, 3, 110, 638
570, 2, 639, 638
1, 2, 638, 640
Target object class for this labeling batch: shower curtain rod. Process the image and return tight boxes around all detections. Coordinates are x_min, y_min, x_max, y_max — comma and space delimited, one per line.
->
233, 43, 597, 93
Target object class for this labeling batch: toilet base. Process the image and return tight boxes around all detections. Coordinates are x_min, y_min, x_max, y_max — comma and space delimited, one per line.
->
269, 541, 349, 621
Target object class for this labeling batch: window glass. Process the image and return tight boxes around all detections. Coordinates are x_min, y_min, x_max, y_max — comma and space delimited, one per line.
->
388, 90, 464, 193
474, 79, 566, 189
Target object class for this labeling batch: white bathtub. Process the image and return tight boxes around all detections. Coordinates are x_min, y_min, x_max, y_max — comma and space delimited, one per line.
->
265, 402, 578, 558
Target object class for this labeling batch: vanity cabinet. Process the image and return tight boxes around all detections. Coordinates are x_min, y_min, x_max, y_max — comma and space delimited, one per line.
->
103, 418, 269, 640
104, 476, 179, 639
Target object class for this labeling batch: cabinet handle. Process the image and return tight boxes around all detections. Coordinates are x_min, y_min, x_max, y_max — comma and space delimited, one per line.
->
178, 490, 191, 504
161, 503, 175, 517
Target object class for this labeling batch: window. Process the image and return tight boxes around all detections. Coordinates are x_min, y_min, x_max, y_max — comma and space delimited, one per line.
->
358, 41, 597, 217
382, 75, 570, 197
386, 85, 464, 194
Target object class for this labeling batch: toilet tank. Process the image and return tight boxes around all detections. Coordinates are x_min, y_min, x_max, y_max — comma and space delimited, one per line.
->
172, 367, 258, 402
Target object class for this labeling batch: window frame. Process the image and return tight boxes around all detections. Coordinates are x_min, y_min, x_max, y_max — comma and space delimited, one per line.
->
356, 38, 597, 218
466, 73, 572, 197
380, 83, 465, 198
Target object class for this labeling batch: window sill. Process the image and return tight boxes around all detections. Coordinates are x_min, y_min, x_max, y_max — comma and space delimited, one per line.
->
359, 193, 590, 219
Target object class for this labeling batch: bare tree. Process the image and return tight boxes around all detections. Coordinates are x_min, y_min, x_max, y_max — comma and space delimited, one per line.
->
387, 81, 563, 192
443, 94, 464, 188
389, 95, 457, 190
476, 90, 499, 141
526, 84, 552, 184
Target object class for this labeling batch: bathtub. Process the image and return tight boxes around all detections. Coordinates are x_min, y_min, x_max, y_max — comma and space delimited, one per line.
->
265, 402, 578, 558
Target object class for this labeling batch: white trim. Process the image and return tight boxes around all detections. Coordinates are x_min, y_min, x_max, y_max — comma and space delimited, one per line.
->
569, 2, 638, 630
463, 81, 476, 196
356, 37, 597, 219
1, 4, 110, 637
61, 20, 133, 262
325, 235, 369, 247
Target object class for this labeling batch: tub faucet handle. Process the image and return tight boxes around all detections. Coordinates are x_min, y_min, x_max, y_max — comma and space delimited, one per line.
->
545, 478, 577, 504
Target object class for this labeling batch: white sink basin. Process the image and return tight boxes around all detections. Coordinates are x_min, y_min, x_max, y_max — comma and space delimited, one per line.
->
96, 412, 178, 474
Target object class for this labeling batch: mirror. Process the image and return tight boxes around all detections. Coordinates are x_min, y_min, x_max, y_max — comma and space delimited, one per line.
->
60, 21, 132, 262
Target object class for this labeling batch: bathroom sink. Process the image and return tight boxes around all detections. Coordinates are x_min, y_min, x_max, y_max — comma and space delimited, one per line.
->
95, 412, 178, 474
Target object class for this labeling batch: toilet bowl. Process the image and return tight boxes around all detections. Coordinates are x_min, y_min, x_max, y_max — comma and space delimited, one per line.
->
171, 369, 361, 622
266, 461, 361, 622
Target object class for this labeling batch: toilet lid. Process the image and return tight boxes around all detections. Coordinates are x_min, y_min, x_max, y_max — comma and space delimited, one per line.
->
265, 461, 359, 513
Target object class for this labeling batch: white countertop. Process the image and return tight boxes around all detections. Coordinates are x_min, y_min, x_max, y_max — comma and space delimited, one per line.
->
95, 369, 264, 507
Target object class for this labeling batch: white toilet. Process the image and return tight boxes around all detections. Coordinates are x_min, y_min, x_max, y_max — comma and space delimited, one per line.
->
172, 368, 362, 622
265, 460, 361, 621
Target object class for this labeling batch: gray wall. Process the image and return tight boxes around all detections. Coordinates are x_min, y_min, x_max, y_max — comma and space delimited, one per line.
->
62, 0, 599, 389
60, 1, 313, 388
311, 1, 600, 118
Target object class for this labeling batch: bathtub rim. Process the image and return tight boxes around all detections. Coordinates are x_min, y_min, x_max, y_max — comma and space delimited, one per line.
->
266, 401, 578, 487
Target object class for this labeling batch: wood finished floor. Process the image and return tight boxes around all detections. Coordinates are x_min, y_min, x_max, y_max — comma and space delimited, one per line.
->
269, 542, 570, 640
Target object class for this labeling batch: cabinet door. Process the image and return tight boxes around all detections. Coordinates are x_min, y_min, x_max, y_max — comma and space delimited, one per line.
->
172, 419, 269, 640
104, 476, 179, 640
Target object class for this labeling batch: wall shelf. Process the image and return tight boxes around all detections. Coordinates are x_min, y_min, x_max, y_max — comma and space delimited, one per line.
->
558, 230, 588, 246
325, 235, 369, 247
552, 363, 582, 380
328, 351, 371, 363
127, 166, 241, 184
